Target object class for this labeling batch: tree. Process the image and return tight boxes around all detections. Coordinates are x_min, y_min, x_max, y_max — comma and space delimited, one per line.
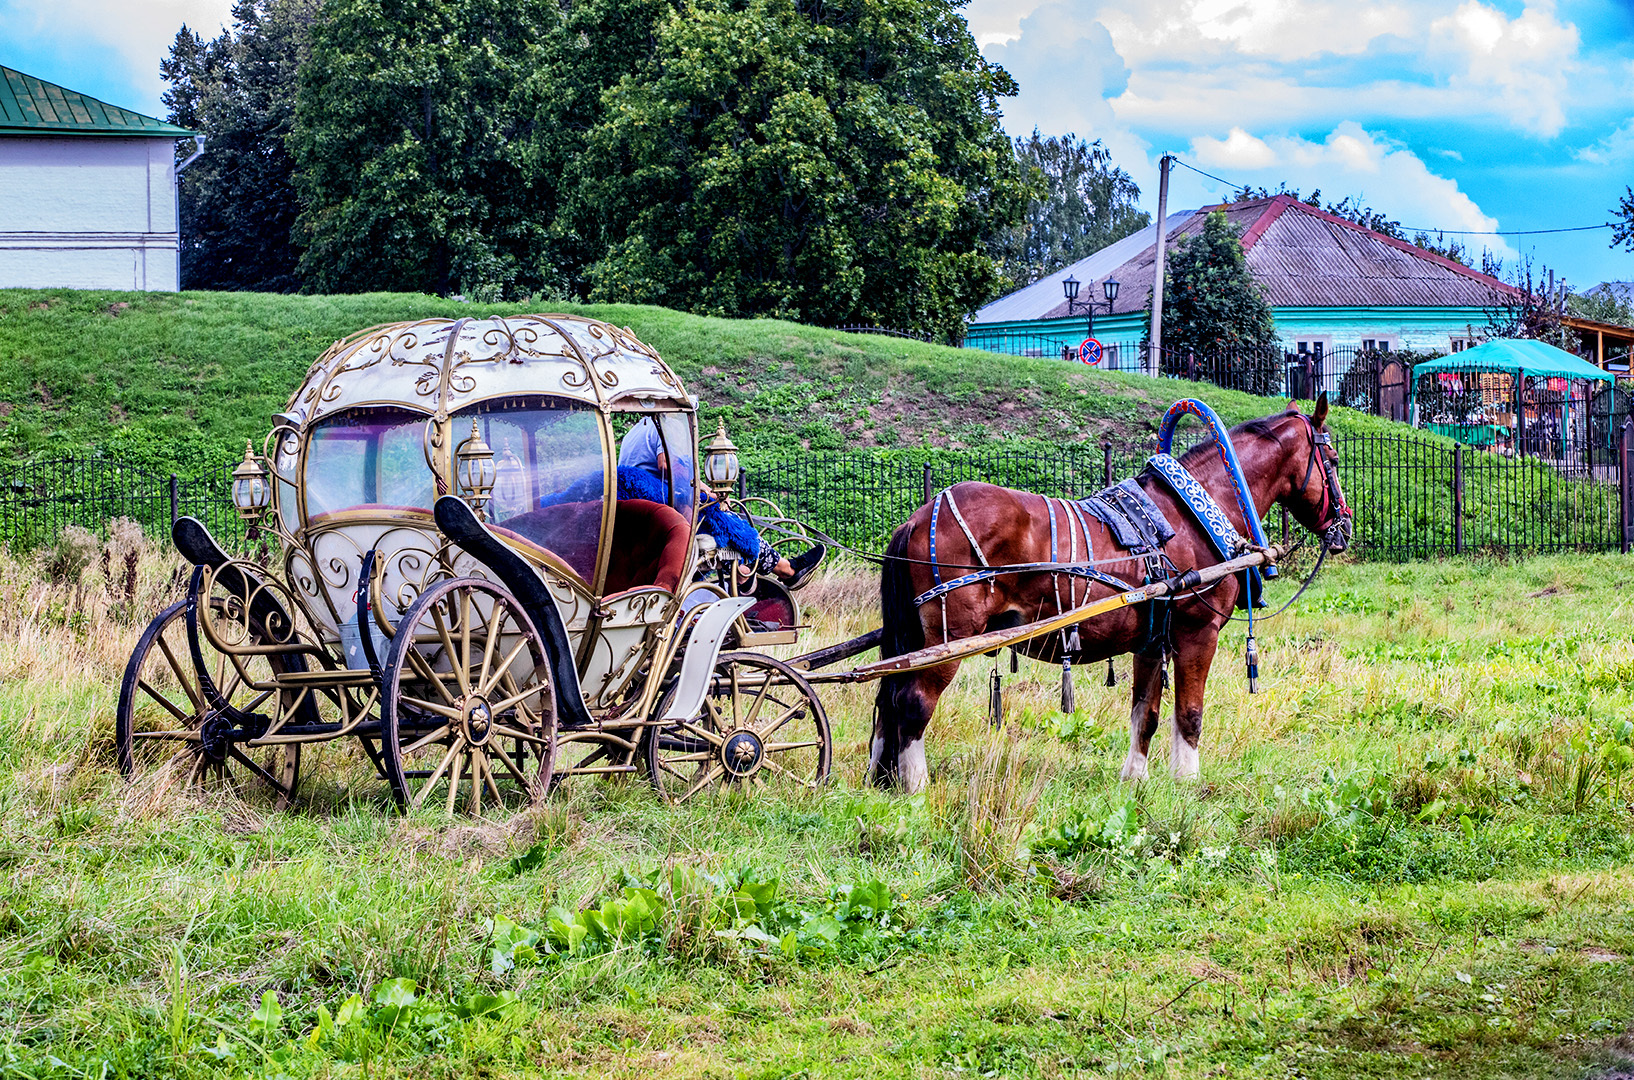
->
289, 0, 560, 298
562, 0, 1030, 341
1148, 210, 1279, 392
1614, 187, 1634, 252
986, 132, 1148, 290
1570, 284, 1634, 328
162, 0, 318, 292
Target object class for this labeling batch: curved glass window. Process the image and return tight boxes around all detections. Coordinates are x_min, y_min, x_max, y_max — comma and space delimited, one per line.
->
458, 397, 606, 584
615, 410, 697, 523
304, 407, 434, 520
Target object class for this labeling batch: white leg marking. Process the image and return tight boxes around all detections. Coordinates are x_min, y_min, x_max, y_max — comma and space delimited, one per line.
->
899, 738, 929, 793
1120, 708, 1149, 781
869, 733, 885, 777
1170, 716, 1200, 780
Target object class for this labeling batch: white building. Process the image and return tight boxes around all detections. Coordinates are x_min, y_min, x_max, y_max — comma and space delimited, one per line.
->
0, 65, 197, 291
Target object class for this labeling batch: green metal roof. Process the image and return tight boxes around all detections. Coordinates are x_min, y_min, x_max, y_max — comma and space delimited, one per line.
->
0, 65, 193, 137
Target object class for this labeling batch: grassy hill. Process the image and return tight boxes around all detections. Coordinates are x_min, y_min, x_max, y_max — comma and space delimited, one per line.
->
0, 288, 1406, 475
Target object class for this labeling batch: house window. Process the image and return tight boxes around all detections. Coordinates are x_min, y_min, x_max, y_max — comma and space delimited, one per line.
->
1450, 337, 1477, 353
1360, 336, 1397, 353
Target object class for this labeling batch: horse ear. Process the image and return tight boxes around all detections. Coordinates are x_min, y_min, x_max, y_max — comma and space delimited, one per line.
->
1313, 391, 1330, 428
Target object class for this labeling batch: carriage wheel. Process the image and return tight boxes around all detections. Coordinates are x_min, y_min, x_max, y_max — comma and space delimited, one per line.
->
115, 600, 301, 808
380, 578, 556, 815
646, 651, 830, 802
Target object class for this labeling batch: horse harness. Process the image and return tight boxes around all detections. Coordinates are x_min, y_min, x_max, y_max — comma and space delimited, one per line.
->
913, 461, 1254, 663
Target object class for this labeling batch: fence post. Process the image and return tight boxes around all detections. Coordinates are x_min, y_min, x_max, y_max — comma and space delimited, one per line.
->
1621, 419, 1632, 554
737, 470, 747, 501
1101, 441, 1113, 489
923, 463, 934, 507
1452, 443, 1465, 555
1281, 506, 1289, 545
169, 474, 179, 526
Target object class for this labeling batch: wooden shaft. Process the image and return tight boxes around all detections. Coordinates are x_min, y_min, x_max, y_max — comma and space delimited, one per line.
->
835, 544, 1289, 683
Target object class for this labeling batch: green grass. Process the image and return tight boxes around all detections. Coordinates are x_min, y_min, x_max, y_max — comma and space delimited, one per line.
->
0, 288, 1412, 474
2, 546, 1633, 1078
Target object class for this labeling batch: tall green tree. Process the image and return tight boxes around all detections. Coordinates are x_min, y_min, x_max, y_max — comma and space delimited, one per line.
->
1151, 210, 1278, 372
289, 0, 558, 298
1614, 187, 1634, 253
564, 0, 1030, 341
162, 0, 318, 292
988, 132, 1148, 290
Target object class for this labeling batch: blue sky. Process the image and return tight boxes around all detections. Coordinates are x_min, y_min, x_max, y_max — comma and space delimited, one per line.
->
2, 0, 1631, 289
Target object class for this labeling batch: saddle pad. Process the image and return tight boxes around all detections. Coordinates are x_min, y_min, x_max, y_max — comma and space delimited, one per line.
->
1080, 479, 1175, 553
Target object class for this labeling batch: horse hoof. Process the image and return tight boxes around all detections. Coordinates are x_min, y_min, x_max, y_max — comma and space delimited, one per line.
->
1119, 758, 1148, 782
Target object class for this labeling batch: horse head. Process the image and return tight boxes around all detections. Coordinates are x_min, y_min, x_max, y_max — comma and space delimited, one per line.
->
1279, 392, 1353, 552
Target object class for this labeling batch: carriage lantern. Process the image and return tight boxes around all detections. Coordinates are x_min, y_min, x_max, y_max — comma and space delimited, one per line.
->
230, 439, 270, 526
703, 420, 740, 488
455, 418, 497, 517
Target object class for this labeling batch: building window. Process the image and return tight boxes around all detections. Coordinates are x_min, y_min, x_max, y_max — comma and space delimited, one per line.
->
1293, 336, 1333, 360
1360, 336, 1397, 353
1450, 337, 1477, 353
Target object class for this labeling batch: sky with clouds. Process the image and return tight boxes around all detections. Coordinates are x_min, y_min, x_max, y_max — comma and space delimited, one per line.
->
1, 0, 1630, 287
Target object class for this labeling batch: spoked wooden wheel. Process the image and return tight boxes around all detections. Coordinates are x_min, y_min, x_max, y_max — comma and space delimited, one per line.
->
115, 600, 301, 808
380, 578, 556, 815
646, 651, 830, 802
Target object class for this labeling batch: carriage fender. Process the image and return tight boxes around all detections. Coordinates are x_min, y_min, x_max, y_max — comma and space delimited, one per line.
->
658, 597, 758, 722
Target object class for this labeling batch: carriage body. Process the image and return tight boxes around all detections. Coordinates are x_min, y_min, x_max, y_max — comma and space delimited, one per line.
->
117, 315, 830, 811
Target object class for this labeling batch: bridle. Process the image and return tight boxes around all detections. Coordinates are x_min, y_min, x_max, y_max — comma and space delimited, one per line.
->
1294, 413, 1353, 551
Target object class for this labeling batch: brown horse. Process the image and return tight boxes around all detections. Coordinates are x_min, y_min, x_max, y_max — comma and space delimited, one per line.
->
870, 396, 1352, 791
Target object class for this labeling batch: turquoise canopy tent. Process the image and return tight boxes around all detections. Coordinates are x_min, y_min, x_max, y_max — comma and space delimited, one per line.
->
1413, 339, 1613, 385
1412, 339, 1613, 449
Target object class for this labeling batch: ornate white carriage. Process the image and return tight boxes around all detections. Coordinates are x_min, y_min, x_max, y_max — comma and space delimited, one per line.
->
116, 315, 830, 812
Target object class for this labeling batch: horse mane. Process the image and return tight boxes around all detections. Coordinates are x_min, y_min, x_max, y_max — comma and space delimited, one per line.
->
1176, 409, 1301, 470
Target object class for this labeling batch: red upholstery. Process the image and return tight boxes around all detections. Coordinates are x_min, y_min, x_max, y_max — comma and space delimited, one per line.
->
606, 499, 691, 595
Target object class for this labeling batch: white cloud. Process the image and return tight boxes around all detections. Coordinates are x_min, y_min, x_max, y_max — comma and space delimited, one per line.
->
1576, 119, 1634, 165
976, 0, 1591, 143
1183, 122, 1517, 261
1428, 0, 1579, 136
4, 0, 233, 107
983, 1, 1130, 143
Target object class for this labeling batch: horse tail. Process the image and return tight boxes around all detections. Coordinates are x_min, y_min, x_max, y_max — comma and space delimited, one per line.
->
878, 520, 924, 660
872, 519, 926, 785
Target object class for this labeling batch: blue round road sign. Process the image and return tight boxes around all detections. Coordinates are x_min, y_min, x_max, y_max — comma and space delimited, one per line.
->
1078, 338, 1103, 366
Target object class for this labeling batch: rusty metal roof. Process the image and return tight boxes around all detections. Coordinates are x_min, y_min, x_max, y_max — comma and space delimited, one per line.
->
0, 65, 193, 137
973, 194, 1518, 325
1239, 196, 1517, 306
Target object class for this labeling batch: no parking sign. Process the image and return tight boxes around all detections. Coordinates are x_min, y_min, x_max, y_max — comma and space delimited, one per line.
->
1078, 337, 1103, 366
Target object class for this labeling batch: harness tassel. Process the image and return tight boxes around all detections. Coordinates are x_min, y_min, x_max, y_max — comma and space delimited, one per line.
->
1060, 658, 1075, 715
1245, 635, 1260, 694
989, 667, 1003, 728
1105, 657, 1116, 687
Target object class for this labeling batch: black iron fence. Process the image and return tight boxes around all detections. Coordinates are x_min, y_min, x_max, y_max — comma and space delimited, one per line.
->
743, 427, 1632, 562
0, 457, 248, 553
6, 425, 1632, 564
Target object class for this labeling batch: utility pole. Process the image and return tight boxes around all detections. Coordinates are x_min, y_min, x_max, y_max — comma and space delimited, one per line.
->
1147, 154, 1172, 378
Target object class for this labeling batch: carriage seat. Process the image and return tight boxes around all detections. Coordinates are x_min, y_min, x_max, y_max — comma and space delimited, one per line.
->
605, 498, 690, 595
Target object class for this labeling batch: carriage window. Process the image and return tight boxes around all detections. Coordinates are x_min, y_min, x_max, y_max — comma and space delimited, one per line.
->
458, 398, 606, 584
305, 407, 434, 519
614, 410, 698, 523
